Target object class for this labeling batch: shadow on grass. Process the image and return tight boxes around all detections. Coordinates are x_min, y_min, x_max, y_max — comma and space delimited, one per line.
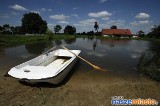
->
18, 60, 81, 88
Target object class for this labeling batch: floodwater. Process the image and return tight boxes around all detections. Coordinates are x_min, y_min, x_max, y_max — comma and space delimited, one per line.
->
1, 38, 160, 106
0, 38, 160, 78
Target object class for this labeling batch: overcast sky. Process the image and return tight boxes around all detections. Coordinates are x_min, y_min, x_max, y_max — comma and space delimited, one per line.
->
0, 0, 160, 34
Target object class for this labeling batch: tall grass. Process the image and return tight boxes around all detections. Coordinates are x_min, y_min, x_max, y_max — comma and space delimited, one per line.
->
138, 49, 160, 82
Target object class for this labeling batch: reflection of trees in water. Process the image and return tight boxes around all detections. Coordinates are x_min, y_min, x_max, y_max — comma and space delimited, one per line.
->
87, 36, 94, 41
25, 41, 53, 55
64, 38, 76, 44
138, 43, 160, 82
93, 39, 97, 50
0, 48, 5, 56
54, 40, 62, 45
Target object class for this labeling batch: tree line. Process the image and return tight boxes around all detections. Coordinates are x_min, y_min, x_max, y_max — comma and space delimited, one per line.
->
0, 12, 159, 38
0, 12, 76, 35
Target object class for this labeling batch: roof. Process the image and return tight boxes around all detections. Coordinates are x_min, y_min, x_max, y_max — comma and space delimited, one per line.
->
102, 29, 132, 36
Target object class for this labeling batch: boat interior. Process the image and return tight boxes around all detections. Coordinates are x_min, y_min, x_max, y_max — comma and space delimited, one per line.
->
38, 56, 72, 67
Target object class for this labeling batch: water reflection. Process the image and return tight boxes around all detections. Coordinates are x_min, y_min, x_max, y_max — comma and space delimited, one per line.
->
93, 39, 97, 50
1, 38, 160, 77
25, 41, 53, 55
54, 40, 62, 45
64, 38, 76, 44
0, 45, 5, 56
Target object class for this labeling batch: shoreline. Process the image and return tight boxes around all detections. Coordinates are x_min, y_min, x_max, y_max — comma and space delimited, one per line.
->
0, 34, 160, 45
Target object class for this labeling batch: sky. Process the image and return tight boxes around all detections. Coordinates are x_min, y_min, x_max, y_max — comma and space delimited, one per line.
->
0, 0, 160, 34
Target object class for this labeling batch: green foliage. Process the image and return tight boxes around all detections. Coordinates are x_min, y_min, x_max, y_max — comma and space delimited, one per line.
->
45, 28, 53, 36
3, 24, 10, 28
94, 22, 99, 32
54, 25, 62, 33
147, 25, 160, 38
21, 12, 47, 34
137, 30, 145, 37
138, 49, 160, 82
64, 25, 76, 35
13, 26, 22, 34
0, 35, 49, 44
0, 26, 3, 31
110, 25, 117, 29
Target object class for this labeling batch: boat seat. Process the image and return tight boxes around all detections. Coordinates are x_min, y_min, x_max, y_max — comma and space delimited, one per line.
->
46, 59, 66, 69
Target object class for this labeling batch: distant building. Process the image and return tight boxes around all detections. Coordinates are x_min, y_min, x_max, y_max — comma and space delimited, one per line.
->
102, 29, 132, 37
3, 27, 13, 35
132, 34, 139, 38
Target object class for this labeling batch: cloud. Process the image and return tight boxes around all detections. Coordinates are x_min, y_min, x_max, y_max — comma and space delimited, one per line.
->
88, 11, 112, 18
135, 13, 150, 19
48, 23, 55, 26
0, 14, 10, 18
130, 21, 138, 26
72, 14, 79, 18
102, 17, 110, 20
9, 4, 28, 11
73, 7, 78, 10
41, 8, 46, 11
11, 12, 19, 15
139, 20, 149, 24
109, 20, 126, 27
131, 20, 150, 26
73, 19, 97, 32
41, 8, 52, 12
48, 9, 52, 12
78, 19, 97, 25
99, 0, 107, 3
49, 14, 70, 20
58, 21, 69, 24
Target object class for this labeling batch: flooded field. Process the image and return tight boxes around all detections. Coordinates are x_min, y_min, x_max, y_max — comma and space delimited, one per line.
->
0, 38, 160, 106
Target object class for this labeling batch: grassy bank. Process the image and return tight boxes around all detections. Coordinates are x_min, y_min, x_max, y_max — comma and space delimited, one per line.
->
0, 35, 48, 44
0, 34, 76, 44
1, 34, 160, 45
138, 50, 160, 82
76, 35, 160, 42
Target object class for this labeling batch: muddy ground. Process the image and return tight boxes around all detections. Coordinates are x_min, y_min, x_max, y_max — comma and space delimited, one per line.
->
0, 57, 160, 106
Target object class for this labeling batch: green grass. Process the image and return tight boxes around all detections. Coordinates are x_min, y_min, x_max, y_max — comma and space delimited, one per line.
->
0, 34, 160, 45
76, 35, 160, 42
138, 50, 160, 82
0, 35, 48, 43
0, 34, 76, 44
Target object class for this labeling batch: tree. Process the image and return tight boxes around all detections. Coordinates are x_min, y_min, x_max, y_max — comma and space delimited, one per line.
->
147, 25, 160, 38
2, 24, 13, 34
13, 26, 22, 34
64, 25, 76, 35
87, 30, 94, 35
3, 24, 10, 28
94, 22, 99, 33
21, 12, 47, 34
0, 26, 3, 31
54, 25, 62, 34
137, 30, 145, 37
110, 25, 117, 29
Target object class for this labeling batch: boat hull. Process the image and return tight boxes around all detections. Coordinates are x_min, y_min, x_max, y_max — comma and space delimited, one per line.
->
20, 57, 78, 84
8, 49, 81, 84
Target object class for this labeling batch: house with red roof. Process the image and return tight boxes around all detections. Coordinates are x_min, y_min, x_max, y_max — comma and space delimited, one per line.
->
102, 29, 132, 37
